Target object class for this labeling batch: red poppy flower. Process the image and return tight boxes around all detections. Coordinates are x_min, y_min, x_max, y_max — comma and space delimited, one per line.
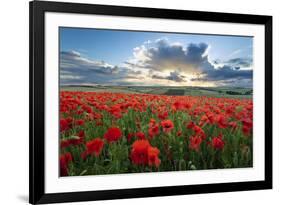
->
60, 139, 71, 148
176, 130, 182, 137
81, 151, 88, 160
77, 130, 85, 139
60, 152, 72, 176
187, 121, 195, 129
130, 140, 150, 165
95, 121, 103, 126
75, 119, 85, 126
82, 104, 93, 114
172, 101, 185, 111
147, 146, 161, 167
60, 130, 85, 149
149, 118, 156, 127
109, 105, 122, 119
85, 138, 104, 157
127, 132, 134, 142
228, 121, 238, 130
64, 152, 73, 162
148, 125, 160, 138
59, 90, 253, 173
242, 125, 251, 136
242, 118, 253, 128
242, 118, 252, 136
193, 125, 202, 134
216, 115, 228, 129
192, 125, 206, 140
66, 117, 73, 124
60, 118, 70, 132
76, 109, 84, 115
207, 113, 215, 124
136, 131, 146, 140
161, 119, 174, 133
158, 111, 169, 120
199, 115, 208, 126
211, 134, 225, 150
104, 127, 122, 142
189, 135, 202, 152
60, 138, 80, 149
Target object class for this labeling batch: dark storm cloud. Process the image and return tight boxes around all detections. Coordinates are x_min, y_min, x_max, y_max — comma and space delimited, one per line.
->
225, 58, 252, 68
185, 42, 209, 63
152, 71, 186, 82
191, 65, 253, 82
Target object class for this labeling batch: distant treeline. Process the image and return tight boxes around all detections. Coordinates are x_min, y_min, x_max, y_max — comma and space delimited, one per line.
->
220, 90, 253, 95
165, 89, 185, 96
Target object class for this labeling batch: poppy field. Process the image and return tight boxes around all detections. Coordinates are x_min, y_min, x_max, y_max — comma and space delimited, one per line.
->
59, 91, 253, 177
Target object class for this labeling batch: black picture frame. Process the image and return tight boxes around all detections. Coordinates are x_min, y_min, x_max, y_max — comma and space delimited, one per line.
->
29, 0, 272, 204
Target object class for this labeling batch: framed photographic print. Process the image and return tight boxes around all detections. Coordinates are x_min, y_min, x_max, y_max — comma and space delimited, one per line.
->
29, 0, 272, 204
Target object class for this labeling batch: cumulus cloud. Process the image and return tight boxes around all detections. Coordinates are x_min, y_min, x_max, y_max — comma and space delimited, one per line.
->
126, 39, 211, 74
126, 38, 253, 86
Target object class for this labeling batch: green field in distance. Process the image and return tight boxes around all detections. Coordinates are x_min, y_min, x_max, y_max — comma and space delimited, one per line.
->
61, 85, 252, 99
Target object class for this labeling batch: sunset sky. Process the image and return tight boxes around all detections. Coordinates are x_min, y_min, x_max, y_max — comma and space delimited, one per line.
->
59, 27, 253, 87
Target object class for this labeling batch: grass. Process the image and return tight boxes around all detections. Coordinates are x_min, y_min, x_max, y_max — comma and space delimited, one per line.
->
61, 85, 253, 99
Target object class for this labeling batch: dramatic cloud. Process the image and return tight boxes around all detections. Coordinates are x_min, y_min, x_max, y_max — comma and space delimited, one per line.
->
126, 39, 211, 74
152, 71, 186, 82
191, 65, 252, 81
60, 50, 145, 85
126, 38, 253, 86
60, 39, 253, 87
224, 58, 252, 69
60, 50, 118, 75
